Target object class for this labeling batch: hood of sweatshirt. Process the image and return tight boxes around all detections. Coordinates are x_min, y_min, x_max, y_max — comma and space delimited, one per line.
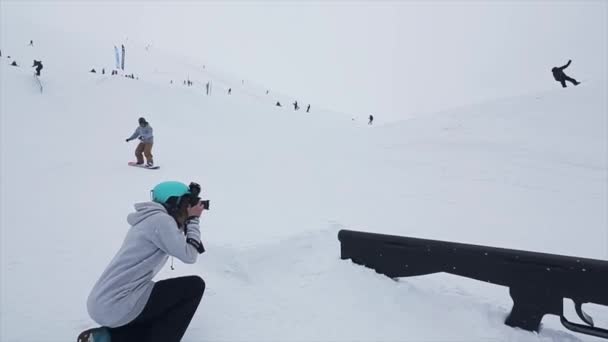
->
127, 201, 168, 226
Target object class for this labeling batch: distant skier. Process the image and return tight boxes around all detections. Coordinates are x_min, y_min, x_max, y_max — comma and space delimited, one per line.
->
306, 104, 311, 113
368, 115, 374, 125
32, 60, 43, 76
228, 88, 232, 95
552, 59, 580, 88
10, 61, 18, 67
205, 82, 210, 95
102, 68, 105, 75
29, 40, 34, 46
78, 181, 207, 342
90, 68, 97, 73
276, 101, 282, 107
293, 101, 299, 111
125, 117, 154, 167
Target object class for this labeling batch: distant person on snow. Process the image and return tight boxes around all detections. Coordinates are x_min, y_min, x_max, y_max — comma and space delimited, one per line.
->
32, 60, 43, 76
78, 181, 207, 342
11, 61, 18, 67
90, 69, 97, 73
552, 59, 580, 88
306, 104, 311, 113
368, 114, 374, 125
29, 40, 34, 46
276, 101, 282, 107
125, 117, 154, 167
293, 101, 299, 111
228, 88, 232, 95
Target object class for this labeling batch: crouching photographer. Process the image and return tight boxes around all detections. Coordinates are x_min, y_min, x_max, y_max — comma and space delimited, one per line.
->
79, 181, 210, 342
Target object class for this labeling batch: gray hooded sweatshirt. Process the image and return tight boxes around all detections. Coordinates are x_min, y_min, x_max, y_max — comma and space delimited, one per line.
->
87, 202, 203, 328
127, 124, 154, 144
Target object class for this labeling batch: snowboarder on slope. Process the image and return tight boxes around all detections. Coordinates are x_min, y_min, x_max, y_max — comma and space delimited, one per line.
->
552, 59, 580, 88
78, 181, 207, 342
126, 117, 154, 167
32, 60, 43, 76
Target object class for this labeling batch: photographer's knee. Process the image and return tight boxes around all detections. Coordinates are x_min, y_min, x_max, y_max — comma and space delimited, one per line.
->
188, 275, 205, 295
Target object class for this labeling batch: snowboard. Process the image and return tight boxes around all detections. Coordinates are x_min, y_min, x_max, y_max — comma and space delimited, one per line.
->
128, 161, 160, 170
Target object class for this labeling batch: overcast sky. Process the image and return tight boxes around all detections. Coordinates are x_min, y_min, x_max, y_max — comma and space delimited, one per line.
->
2, 1, 606, 122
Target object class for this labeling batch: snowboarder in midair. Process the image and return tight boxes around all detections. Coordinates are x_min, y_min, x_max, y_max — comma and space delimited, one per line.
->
552, 59, 580, 88
368, 114, 374, 125
78, 181, 207, 342
125, 117, 154, 167
32, 60, 43, 76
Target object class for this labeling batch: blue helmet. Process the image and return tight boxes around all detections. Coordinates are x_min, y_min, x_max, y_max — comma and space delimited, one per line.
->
151, 181, 190, 205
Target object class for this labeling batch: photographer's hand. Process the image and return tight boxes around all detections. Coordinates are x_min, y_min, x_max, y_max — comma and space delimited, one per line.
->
187, 202, 205, 218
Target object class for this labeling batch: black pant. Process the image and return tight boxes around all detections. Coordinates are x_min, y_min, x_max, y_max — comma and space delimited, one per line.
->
109, 276, 205, 342
559, 76, 579, 88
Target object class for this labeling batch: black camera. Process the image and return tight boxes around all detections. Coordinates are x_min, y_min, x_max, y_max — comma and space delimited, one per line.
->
188, 182, 210, 210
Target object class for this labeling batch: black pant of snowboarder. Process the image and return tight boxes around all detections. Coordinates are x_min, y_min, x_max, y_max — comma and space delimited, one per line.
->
552, 59, 579, 88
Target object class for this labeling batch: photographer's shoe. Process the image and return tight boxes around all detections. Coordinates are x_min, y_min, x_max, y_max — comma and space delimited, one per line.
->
77, 327, 111, 342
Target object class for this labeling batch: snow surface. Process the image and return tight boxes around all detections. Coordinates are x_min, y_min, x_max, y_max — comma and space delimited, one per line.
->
1, 22, 607, 342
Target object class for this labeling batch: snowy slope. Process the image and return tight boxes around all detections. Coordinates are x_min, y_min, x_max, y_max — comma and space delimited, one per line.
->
1, 26, 607, 342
